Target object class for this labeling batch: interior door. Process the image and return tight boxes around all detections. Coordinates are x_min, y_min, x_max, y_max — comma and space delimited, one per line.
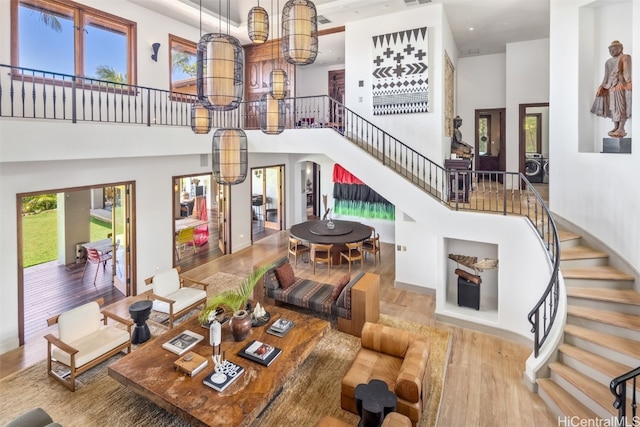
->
475, 108, 506, 177
111, 184, 132, 296
264, 166, 283, 231
218, 183, 230, 254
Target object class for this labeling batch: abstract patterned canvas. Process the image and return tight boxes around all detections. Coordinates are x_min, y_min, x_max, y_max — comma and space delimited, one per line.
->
372, 27, 428, 115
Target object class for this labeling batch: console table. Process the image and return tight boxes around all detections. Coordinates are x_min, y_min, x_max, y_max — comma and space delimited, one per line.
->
445, 159, 472, 203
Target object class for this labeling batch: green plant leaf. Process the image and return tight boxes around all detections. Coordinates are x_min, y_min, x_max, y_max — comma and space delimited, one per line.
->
199, 263, 275, 323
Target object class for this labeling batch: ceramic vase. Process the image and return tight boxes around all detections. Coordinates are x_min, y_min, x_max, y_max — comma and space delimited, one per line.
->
230, 309, 252, 341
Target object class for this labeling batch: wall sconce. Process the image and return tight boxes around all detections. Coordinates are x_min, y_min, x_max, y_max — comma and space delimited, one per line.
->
151, 43, 160, 62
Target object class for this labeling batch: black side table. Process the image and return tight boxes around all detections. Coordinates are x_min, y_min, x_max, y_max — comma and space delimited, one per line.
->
354, 379, 397, 427
129, 300, 153, 344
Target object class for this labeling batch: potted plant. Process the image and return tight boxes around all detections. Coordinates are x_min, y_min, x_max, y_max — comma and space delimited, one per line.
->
199, 264, 274, 341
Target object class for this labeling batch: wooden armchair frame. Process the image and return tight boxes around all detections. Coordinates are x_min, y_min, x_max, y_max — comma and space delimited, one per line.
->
144, 266, 210, 328
44, 297, 133, 391
288, 236, 310, 266
311, 243, 333, 274
340, 241, 364, 272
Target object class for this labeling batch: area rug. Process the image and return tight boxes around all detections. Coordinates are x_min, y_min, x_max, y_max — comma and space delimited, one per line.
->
0, 315, 451, 427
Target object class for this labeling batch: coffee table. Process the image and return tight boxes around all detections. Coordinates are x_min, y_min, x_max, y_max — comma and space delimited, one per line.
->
108, 306, 330, 427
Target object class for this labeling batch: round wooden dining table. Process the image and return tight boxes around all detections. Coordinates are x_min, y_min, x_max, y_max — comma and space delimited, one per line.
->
290, 220, 372, 249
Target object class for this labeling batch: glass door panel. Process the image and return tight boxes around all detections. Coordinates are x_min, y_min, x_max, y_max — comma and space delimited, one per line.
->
112, 184, 129, 296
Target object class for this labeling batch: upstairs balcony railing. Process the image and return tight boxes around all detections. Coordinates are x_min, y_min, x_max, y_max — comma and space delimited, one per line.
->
0, 63, 560, 361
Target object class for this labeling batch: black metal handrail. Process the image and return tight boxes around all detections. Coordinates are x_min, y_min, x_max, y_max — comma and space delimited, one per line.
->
611, 366, 639, 424
0, 63, 561, 359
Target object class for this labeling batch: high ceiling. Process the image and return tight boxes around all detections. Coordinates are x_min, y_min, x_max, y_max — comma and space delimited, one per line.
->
129, 0, 550, 65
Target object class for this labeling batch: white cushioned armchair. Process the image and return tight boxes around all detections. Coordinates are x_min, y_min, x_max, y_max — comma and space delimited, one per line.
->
44, 297, 132, 391
145, 266, 209, 328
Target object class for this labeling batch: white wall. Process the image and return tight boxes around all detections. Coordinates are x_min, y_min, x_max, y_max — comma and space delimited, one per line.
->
456, 53, 507, 160
506, 39, 550, 174
344, 4, 449, 164
550, 0, 639, 272
296, 64, 344, 98
456, 39, 549, 177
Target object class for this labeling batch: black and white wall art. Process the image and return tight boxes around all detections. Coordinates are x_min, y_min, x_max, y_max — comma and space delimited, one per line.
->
372, 27, 429, 115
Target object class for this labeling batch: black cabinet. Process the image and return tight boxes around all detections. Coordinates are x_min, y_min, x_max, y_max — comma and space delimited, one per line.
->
457, 276, 480, 310
445, 159, 471, 203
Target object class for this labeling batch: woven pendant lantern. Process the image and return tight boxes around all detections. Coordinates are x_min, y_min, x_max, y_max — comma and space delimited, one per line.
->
248, 3, 269, 44
260, 93, 285, 135
281, 0, 318, 65
191, 101, 212, 134
270, 68, 287, 100
212, 128, 248, 185
197, 33, 243, 111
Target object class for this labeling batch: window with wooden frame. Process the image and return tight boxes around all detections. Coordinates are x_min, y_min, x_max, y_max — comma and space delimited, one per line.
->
170, 34, 197, 97
11, 0, 137, 84
525, 113, 542, 153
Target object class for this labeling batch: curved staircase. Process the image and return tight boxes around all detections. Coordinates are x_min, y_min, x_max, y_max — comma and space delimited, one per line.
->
537, 230, 640, 421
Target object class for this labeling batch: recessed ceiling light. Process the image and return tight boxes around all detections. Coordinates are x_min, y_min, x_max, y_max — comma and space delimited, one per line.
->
469, 27, 474, 31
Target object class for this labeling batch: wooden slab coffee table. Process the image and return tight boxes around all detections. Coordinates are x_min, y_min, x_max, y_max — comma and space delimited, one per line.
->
108, 306, 330, 427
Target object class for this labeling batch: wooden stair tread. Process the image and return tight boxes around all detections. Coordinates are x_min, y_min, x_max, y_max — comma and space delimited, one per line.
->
564, 324, 640, 359
562, 266, 635, 281
561, 246, 609, 261
567, 287, 640, 305
558, 344, 634, 383
558, 230, 581, 242
537, 378, 599, 420
549, 362, 620, 416
567, 305, 640, 331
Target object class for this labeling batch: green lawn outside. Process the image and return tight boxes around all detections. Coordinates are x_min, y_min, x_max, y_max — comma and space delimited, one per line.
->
22, 210, 112, 268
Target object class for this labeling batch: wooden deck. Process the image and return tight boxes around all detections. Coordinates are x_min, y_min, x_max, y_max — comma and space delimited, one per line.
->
23, 261, 125, 342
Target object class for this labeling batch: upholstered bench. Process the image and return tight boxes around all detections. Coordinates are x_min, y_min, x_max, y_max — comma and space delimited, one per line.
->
253, 256, 380, 337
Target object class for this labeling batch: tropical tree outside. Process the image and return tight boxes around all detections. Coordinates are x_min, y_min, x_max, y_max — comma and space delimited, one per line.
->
94, 65, 127, 83
172, 51, 197, 77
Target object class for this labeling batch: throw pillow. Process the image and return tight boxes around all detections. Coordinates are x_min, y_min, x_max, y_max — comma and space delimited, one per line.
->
331, 273, 351, 301
275, 263, 296, 290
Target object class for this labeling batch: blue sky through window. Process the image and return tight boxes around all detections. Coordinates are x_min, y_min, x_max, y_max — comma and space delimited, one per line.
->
18, 5, 127, 80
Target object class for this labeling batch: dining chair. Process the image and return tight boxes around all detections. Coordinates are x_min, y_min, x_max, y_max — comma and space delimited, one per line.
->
362, 234, 381, 265
288, 236, 310, 266
175, 228, 197, 259
82, 248, 113, 285
340, 241, 364, 272
310, 243, 333, 274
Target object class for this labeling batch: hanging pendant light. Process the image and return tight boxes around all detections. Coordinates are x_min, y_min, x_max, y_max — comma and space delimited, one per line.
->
270, 0, 287, 99
262, 0, 285, 134
191, 101, 212, 134
248, 1, 269, 44
260, 93, 285, 134
197, 0, 244, 111
281, 0, 318, 65
212, 128, 248, 185
270, 68, 287, 99
191, 0, 213, 134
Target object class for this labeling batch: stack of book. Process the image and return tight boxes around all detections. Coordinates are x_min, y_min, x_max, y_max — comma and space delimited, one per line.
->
162, 330, 204, 355
267, 318, 294, 337
174, 351, 208, 377
239, 340, 282, 367
202, 361, 244, 392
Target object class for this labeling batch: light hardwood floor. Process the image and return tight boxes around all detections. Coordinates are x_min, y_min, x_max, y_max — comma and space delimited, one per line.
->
0, 229, 556, 426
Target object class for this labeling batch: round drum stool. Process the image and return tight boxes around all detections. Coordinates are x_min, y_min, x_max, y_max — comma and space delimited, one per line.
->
129, 300, 153, 344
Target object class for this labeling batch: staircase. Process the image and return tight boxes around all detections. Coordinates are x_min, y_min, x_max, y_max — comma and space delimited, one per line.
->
537, 229, 640, 421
